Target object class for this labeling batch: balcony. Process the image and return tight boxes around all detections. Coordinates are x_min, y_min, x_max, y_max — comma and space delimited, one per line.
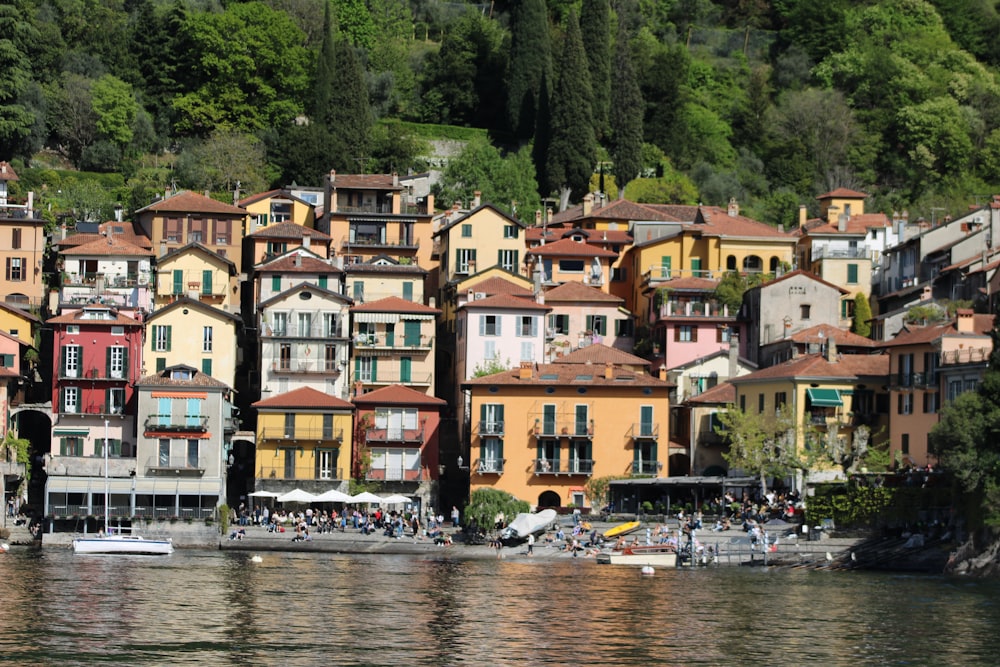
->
258, 465, 343, 482
656, 301, 731, 320
940, 347, 990, 365
631, 423, 659, 440
532, 421, 593, 439
365, 427, 425, 444
340, 234, 418, 251
632, 461, 660, 475
353, 334, 434, 351
534, 458, 594, 475
365, 465, 424, 482
811, 245, 870, 260
477, 420, 505, 437
263, 323, 343, 339
643, 267, 715, 283
144, 414, 209, 432
260, 427, 344, 443
270, 359, 342, 376
61, 367, 129, 381
63, 272, 151, 288
475, 458, 505, 474
144, 455, 207, 476
351, 372, 433, 387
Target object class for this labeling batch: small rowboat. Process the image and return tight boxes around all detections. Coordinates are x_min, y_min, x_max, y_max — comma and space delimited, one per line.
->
597, 544, 677, 567
603, 521, 641, 539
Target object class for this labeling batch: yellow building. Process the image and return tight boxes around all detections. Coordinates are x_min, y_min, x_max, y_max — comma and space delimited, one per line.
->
245, 221, 332, 268
144, 298, 242, 387
0, 301, 39, 346
525, 236, 617, 292
727, 345, 890, 483
350, 296, 440, 396
464, 358, 670, 510
344, 254, 428, 306
433, 203, 528, 292
240, 188, 317, 233
153, 243, 239, 311
252, 386, 354, 493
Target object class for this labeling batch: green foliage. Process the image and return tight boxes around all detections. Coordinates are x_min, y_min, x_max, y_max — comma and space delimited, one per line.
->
90, 75, 137, 146
716, 404, 801, 495
4, 432, 31, 483
506, 0, 552, 139
464, 488, 530, 531
434, 137, 540, 218
609, 25, 644, 197
581, 0, 611, 139
713, 271, 756, 310
217, 503, 230, 536
906, 303, 946, 324
851, 293, 873, 338
584, 475, 624, 510
388, 122, 487, 142
471, 357, 513, 378
368, 120, 429, 174
175, 131, 269, 195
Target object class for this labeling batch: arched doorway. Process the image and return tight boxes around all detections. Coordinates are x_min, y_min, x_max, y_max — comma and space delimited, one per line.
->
538, 490, 561, 509
743, 256, 763, 273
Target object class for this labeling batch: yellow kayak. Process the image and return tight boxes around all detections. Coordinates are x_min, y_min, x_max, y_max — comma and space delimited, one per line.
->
603, 521, 641, 539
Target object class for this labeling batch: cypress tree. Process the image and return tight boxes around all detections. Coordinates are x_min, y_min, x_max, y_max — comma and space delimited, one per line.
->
506, 0, 552, 141
609, 26, 644, 199
532, 73, 551, 197
581, 0, 611, 140
328, 35, 372, 163
312, 0, 336, 121
851, 293, 873, 338
545, 10, 596, 209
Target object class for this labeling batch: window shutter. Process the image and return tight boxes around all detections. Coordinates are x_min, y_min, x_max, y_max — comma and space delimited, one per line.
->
202, 359, 212, 376
318, 275, 328, 290
106, 347, 111, 377
60, 346, 66, 375
122, 347, 128, 375
513, 250, 519, 271
371, 356, 378, 382
496, 404, 504, 424
674, 327, 681, 342
272, 275, 281, 292
354, 357, 360, 375
202, 270, 212, 295
173, 269, 183, 294
165, 326, 172, 351
530, 317, 537, 337
691, 326, 698, 342
402, 282, 413, 300
59, 388, 65, 413
586, 315, 593, 332
480, 403, 487, 426
156, 357, 165, 372
4, 257, 9, 280
479, 316, 485, 336
496, 317, 501, 336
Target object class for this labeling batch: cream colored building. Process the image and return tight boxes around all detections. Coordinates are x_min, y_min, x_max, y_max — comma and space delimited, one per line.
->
144, 298, 242, 386
433, 202, 528, 292
153, 243, 239, 312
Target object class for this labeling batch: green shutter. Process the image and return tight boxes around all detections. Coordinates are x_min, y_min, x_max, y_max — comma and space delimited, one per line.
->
404, 321, 420, 346
202, 270, 212, 295
202, 358, 212, 376
353, 281, 364, 301
156, 357, 166, 372
371, 356, 378, 382
400, 357, 411, 383
847, 264, 858, 284
402, 282, 413, 301
318, 275, 328, 290
661, 256, 672, 278
165, 325, 172, 351
173, 270, 183, 295
272, 275, 281, 292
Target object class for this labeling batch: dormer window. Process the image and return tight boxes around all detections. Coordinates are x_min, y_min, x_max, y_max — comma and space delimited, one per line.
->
170, 368, 193, 380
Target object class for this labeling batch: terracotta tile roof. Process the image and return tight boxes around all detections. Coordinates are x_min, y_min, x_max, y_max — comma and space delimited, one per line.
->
650, 276, 719, 291
525, 227, 633, 245
137, 190, 246, 215
247, 221, 330, 240
817, 188, 869, 200
755, 269, 849, 295
552, 344, 651, 366
159, 242, 237, 270
457, 293, 550, 311
238, 188, 314, 208
47, 308, 142, 326
543, 281, 622, 303
800, 213, 891, 236
330, 174, 402, 191
464, 361, 669, 387
525, 237, 618, 258
136, 365, 230, 389
258, 283, 352, 309
695, 206, 796, 239
0, 302, 40, 323
0, 161, 19, 181
253, 386, 355, 409
642, 204, 700, 221
434, 204, 526, 237
350, 295, 440, 314
879, 315, 995, 347
55, 221, 153, 249
60, 234, 155, 257
146, 297, 243, 323
352, 384, 447, 406
463, 276, 533, 296
783, 323, 876, 348
256, 253, 342, 275
686, 381, 735, 404
731, 353, 889, 383
549, 198, 679, 224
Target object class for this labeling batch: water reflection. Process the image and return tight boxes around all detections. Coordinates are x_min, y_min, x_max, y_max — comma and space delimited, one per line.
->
2, 549, 999, 665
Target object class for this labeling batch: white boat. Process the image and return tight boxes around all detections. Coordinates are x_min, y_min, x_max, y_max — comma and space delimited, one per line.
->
72, 420, 173, 556
73, 534, 174, 555
596, 545, 677, 567
501, 509, 557, 543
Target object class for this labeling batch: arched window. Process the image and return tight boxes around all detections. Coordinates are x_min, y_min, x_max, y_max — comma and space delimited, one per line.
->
743, 255, 763, 273
726, 255, 737, 271
769, 256, 780, 273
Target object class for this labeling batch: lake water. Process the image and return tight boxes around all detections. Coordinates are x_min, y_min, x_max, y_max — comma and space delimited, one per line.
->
1, 548, 998, 665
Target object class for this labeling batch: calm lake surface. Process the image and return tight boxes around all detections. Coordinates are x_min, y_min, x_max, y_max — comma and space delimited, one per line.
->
1, 548, 998, 665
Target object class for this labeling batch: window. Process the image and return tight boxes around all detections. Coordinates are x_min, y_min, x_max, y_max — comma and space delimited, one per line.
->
11, 228, 21, 249
403, 320, 421, 346
266, 241, 287, 257
675, 325, 697, 342
322, 414, 335, 439
897, 393, 913, 415
480, 315, 500, 336
775, 392, 787, 414
352, 281, 364, 302
549, 314, 570, 335
187, 440, 200, 468
201, 359, 212, 376
898, 354, 913, 387
717, 326, 731, 343
402, 282, 413, 301
108, 345, 126, 379
484, 340, 497, 360
611, 266, 627, 282
188, 217, 205, 243
60, 437, 83, 456
559, 259, 584, 273
456, 248, 476, 273
62, 386, 79, 414
400, 356, 412, 383
461, 223, 472, 237
758, 394, 765, 413
841, 298, 856, 319
520, 342, 534, 361
156, 357, 166, 372
63, 344, 80, 378
357, 356, 376, 382
165, 218, 182, 243
317, 275, 328, 290
202, 326, 213, 352
272, 312, 287, 336
901, 433, 909, 455
739, 395, 746, 411
503, 225, 519, 239
800, 304, 811, 319
660, 256, 672, 278
357, 322, 376, 344
297, 312, 312, 336
480, 437, 504, 473
215, 219, 231, 245
152, 325, 172, 352
317, 448, 337, 479
172, 269, 184, 295
498, 249, 519, 273
924, 352, 938, 385
325, 344, 337, 371
108, 387, 125, 414
271, 275, 281, 293
847, 263, 858, 284
6, 257, 24, 281
615, 319, 633, 336
518, 316, 537, 337
923, 392, 938, 414
324, 313, 338, 338
585, 315, 606, 336
279, 344, 292, 370
639, 405, 654, 437
202, 270, 212, 295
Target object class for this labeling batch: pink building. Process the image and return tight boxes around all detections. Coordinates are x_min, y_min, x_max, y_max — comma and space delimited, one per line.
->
651, 277, 745, 371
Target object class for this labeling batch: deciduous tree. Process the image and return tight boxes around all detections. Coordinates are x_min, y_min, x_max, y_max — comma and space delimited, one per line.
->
716, 405, 801, 497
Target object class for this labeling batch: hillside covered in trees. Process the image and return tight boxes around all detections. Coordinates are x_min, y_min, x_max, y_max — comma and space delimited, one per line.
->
3, 0, 1000, 222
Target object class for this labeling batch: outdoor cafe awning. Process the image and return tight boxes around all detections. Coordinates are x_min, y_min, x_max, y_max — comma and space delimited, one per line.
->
806, 388, 842, 407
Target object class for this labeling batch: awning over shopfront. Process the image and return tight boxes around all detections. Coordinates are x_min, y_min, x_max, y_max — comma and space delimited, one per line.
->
806, 388, 842, 407
46, 477, 222, 496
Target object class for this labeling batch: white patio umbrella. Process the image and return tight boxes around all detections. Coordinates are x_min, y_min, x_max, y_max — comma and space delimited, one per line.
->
380, 494, 412, 505
314, 489, 352, 503
248, 491, 281, 498
349, 491, 383, 504
277, 489, 317, 504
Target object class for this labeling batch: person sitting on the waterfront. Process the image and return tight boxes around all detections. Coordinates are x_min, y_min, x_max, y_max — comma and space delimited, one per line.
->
434, 534, 452, 546
614, 535, 626, 551
229, 528, 247, 540
555, 527, 565, 542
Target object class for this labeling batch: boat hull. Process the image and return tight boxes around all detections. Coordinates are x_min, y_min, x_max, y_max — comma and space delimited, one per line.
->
597, 547, 677, 567
603, 521, 642, 539
73, 536, 174, 555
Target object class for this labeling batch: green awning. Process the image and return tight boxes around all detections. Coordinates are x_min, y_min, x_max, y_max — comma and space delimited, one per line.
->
807, 388, 842, 407
53, 429, 90, 436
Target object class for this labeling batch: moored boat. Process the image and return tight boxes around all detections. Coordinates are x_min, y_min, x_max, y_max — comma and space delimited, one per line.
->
596, 544, 677, 567
73, 534, 174, 555
602, 520, 642, 540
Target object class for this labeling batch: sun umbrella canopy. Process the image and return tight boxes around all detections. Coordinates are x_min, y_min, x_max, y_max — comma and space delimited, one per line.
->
277, 489, 317, 504
248, 491, 280, 498
314, 489, 352, 503
380, 494, 412, 505
350, 491, 383, 504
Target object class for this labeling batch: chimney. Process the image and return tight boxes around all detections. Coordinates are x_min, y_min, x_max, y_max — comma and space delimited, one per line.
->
165, 186, 172, 199
658, 366, 667, 381
204, 189, 210, 198
826, 336, 837, 362
159, 240, 167, 257
535, 210, 542, 226
353, 381, 363, 398
604, 362, 613, 380
728, 334, 739, 378
26, 191, 33, 218
799, 205, 807, 229
838, 213, 848, 233
472, 191, 481, 209
582, 193, 593, 216
233, 182, 240, 206
302, 234, 311, 249
392, 172, 399, 187
956, 308, 975, 333
519, 361, 533, 380
728, 197, 739, 217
